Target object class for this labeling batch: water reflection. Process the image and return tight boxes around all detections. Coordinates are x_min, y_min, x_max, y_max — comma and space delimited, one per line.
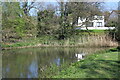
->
2, 47, 110, 78
75, 53, 85, 61
28, 60, 38, 78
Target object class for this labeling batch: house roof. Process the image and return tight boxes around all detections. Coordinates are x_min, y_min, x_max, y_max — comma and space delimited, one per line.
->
111, 10, 120, 14
108, 10, 120, 21
104, 10, 119, 23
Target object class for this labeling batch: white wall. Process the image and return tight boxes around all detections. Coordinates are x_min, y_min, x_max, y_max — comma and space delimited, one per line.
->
92, 19, 104, 27
78, 17, 86, 26
78, 16, 105, 27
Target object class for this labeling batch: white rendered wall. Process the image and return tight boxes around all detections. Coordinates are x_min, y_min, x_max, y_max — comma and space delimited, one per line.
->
78, 16, 105, 27
78, 17, 86, 26
92, 19, 104, 27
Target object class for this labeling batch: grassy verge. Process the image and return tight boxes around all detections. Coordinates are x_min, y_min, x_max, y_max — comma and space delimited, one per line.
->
75, 29, 107, 35
1, 30, 117, 49
53, 48, 120, 78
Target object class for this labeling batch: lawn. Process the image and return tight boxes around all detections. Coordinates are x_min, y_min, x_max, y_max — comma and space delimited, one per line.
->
53, 48, 120, 78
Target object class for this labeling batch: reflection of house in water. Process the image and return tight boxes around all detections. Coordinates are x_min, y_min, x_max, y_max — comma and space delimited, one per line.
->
75, 53, 85, 61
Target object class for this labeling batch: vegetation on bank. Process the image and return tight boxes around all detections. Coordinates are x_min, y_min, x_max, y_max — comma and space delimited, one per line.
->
1, 30, 118, 49
53, 48, 120, 78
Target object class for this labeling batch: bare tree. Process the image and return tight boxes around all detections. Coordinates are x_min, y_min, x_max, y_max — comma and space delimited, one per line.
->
21, 0, 37, 16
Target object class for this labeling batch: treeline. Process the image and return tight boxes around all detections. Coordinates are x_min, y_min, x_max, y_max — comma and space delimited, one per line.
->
1, 1, 120, 43
2, 2, 37, 42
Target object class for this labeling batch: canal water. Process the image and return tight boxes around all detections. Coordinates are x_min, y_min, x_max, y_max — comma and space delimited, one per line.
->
2, 47, 111, 78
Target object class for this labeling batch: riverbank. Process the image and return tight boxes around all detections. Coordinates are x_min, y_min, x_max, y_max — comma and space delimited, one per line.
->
53, 48, 120, 78
1, 41, 118, 50
1, 32, 118, 50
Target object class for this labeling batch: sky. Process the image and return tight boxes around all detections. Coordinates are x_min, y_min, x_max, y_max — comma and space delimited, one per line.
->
103, 2, 118, 12
29, 2, 119, 16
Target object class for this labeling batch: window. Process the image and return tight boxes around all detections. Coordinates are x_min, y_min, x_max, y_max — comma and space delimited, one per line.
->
97, 22, 102, 27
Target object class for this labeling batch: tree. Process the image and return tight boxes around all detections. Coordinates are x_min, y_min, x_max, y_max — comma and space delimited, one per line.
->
2, 2, 25, 42
67, 2, 102, 28
57, 2, 67, 39
2, 2, 37, 42
56, 1, 103, 38
37, 3, 59, 36
103, 11, 110, 22
21, 0, 36, 16
116, 2, 120, 47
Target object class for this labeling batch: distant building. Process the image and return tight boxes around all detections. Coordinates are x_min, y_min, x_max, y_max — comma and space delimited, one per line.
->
105, 10, 119, 27
78, 15, 105, 27
76, 15, 116, 30
108, 10, 119, 21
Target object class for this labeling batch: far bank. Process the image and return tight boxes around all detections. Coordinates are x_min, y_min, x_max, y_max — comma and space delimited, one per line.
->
1, 30, 118, 50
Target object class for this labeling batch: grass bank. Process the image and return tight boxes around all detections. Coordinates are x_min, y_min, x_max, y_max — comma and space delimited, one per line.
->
2, 36, 118, 50
53, 48, 120, 78
1, 30, 118, 49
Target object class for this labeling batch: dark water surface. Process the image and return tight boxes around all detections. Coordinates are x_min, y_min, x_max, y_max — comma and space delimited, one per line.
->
2, 47, 111, 78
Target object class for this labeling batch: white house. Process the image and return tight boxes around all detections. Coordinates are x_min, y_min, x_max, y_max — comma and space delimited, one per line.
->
77, 15, 115, 30
78, 15, 105, 27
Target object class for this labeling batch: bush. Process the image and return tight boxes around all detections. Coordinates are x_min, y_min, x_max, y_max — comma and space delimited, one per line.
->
105, 21, 118, 27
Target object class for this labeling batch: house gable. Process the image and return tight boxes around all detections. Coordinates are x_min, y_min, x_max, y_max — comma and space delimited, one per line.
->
78, 15, 104, 27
